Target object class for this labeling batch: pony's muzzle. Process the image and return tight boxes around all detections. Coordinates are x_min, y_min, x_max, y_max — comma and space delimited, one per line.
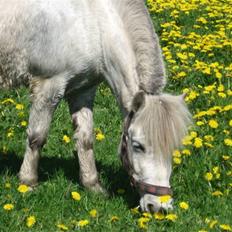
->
140, 194, 173, 213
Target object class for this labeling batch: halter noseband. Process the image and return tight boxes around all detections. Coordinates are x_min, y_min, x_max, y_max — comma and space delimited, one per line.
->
120, 111, 172, 196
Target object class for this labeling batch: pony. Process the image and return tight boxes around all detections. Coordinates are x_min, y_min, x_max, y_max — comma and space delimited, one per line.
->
0, 0, 191, 212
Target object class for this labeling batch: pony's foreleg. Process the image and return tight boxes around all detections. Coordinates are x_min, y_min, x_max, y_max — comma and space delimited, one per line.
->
19, 76, 66, 186
68, 87, 105, 193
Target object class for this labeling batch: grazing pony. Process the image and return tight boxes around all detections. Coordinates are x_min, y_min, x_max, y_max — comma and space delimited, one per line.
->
0, 0, 191, 212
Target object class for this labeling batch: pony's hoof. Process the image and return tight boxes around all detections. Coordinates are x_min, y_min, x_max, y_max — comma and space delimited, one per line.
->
87, 182, 109, 197
18, 174, 38, 188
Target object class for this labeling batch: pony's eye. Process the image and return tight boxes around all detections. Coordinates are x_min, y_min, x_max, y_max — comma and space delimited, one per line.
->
132, 141, 145, 153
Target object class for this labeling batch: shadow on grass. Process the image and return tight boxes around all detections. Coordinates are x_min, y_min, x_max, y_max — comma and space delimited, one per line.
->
0, 152, 138, 208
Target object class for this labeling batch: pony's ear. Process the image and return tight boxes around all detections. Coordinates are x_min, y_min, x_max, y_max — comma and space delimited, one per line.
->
131, 91, 145, 112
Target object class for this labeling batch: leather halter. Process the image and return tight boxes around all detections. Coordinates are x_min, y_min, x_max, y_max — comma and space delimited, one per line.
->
120, 111, 172, 196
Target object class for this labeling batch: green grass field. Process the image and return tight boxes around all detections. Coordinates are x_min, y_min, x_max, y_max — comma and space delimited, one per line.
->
0, 0, 231, 231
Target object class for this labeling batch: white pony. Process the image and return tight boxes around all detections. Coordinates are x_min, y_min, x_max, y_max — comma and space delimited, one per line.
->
0, 0, 191, 212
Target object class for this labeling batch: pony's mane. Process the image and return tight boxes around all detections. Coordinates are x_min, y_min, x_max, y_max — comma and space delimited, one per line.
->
113, 0, 166, 94
137, 94, 191, 157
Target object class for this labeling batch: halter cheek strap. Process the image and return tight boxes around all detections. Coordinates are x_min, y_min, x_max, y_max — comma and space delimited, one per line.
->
120, 111, 172, 197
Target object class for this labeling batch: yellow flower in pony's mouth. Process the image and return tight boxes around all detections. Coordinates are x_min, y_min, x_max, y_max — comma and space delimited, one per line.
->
159, 195, 171, 203
26, 216, 36, 228
17, 184, 29, 193
71, 191, 81, 201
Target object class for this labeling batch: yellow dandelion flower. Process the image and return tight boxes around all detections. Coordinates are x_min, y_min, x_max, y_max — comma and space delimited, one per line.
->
196, 121, 205, 126
219, 224, 232, 231
212, 191, 223, 196
130, 206, 140, 215
26, 216, 36, 228
159, 195, 171, 203
63, 135, 70, 143
96, 132, 105, 141
20, 121, 27, 127
77, 220, 89, 227
138, 217, 150, 229
173, 150, 181, 157
57, 224, 68, 231
110, 216, 119, 222
3, 203, 14, 211
229, 120, 232, 127
71, 191, 81, 201
209, 220, 218, 229
89, 209, 97, 218
17, 184, 29, 193
15, 104, 24, 110
222, 155, 230, 161
224, 139, 232, 146
204, 172, 213, 181
154, 212, 165, 220
208, 119, 219, 128
182, 149, 191, 156
204, 135, 214, 142
165, 213, 178, 222
179, 201, 189, 210
194, 137, 203, 148
173, 157, 182, 164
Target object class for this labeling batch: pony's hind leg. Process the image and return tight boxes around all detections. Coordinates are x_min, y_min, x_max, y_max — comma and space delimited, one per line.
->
67, 87, 105, 193
19, 75, 67, 186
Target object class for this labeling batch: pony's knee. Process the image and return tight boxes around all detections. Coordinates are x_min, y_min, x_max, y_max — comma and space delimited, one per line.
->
28, 130, 46, 150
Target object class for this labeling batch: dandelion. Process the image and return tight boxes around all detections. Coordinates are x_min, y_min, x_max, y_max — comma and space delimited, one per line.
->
165, 213, 178, 222
63, 135, 71, 143
77, 220, 89, 227
15, 104, 24, 110
222, 155, 230, 161
182, 149, 191, 156
209, 220, 218, 229
179, 201, 189, 210
154, 212, 165, 220
212, 190, 223, 196
57, 224, 69, 231
26, 216, 36, 228
130, 206, 140, 215
20, 121, 27, 127
89, 209, 97, 218
71, 191, 81, 201
219, 224, 232, 231
208, 119, 218, 128
138, 217, 150, 229
224, 139, 232, 146
229, 120, 232, 127
96, 132, 105, 141
173, 157, 182, 164
110, 216, 119, 222
204, 172, 213, 181
17, 184, 29, 193
3, 203, 14, 211
194, 137, 203, 148
1, 98, 15, 104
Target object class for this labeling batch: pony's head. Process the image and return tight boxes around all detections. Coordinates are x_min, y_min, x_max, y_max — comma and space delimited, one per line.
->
119, 91, 191, 212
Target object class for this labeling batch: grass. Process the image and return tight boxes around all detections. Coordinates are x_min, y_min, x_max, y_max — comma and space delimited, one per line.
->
0, 0, 232, 231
